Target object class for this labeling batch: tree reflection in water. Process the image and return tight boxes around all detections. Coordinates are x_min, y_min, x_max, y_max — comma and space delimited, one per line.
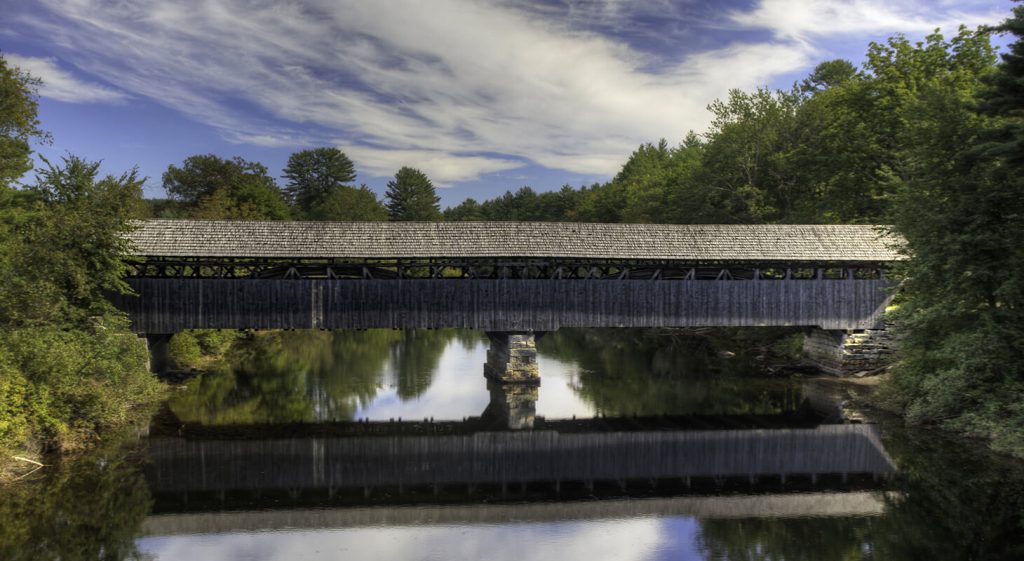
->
695, 423, 1024, 561
168, 329, 463, 424
538, 328, 806, 417
0, 437, 152, 561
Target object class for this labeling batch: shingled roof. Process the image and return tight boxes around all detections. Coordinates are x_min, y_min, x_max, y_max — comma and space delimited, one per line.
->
127, 220, 903, 262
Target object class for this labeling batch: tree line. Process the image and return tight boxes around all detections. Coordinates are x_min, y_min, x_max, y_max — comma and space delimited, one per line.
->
148, 150, 442, 222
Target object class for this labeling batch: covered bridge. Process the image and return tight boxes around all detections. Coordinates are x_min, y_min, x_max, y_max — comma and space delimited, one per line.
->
113, 220, 900, 350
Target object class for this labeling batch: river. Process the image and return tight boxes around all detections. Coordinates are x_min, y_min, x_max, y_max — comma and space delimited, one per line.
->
1, 328, 1022, 560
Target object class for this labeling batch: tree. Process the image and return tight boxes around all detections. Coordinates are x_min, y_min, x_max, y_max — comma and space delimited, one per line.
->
1, 156, 144, 326
0, 54, 48, 189
443, 198, 484, 221
798, 59, 857, 95
792, 29, 997, 223
0, 156, 163, 457
162, 154, 289, 219
309, 184, 388, 221
881, 19, 1024, 455
384, 166, 441, 221
282, 147, 357, 215
698, 87, 806, 223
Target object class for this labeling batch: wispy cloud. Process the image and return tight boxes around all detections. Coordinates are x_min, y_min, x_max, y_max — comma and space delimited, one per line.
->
730, 0, 1007, 40
337, 144, 522, 187
3, 53, 128, 104
10, 0, 1007, 184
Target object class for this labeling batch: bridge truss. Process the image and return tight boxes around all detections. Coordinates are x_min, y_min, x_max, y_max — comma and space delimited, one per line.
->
126, 257, 888, 282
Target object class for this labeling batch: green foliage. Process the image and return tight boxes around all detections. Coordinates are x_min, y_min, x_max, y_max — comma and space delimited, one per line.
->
283, 147, 357, 214
0, 156, 144, 327
162, 154, 290, 219
0, 155, 164, 458
539, 328, 805, 417
384, 166, 441, 221
698, 88, 807, 222
798, 59, 857, 94
309, 184, 388, 221
444, 186, 582, 222
0, 321, 163, 453
167, 332, 203, 369
0, 362, 31, 455
0, 53, 48, 189
881, 12, 1024, 457
167, 329, 242, 370
795, 28, 997, 222
443, 197, 485, 221
168, 329, 457, 424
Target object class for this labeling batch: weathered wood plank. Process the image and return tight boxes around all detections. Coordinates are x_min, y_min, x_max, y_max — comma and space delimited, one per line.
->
113, 279, 892, 332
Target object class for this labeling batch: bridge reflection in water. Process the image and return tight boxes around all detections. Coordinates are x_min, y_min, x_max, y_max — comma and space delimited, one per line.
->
143, 420, 896, 534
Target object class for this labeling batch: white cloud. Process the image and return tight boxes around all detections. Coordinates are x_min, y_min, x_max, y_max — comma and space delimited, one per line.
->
730, 0, 1006, 40
338, 144, 522, 185
3, 53, 127, 103
13, 0, 1008, 185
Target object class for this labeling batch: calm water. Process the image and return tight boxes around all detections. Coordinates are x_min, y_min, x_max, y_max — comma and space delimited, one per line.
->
2, 328, 1023, 561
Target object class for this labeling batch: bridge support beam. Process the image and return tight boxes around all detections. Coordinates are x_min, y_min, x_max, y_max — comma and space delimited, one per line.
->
803, 328, 893, 376
144, 333, 174, 375
483, 380, 539, 430
483, 332, 540, 384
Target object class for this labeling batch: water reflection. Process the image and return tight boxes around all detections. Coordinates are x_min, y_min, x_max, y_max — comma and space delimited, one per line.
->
0, 438, 153, 561
138, 518, 677, 561
5, 328, 1024, 561
144, 425, 894, 509
167, 328, 806, 427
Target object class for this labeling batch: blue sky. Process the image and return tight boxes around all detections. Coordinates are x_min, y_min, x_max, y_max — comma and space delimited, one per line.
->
0, 0, 1013, 207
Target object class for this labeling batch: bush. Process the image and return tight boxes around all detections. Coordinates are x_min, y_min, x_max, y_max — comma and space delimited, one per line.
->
167, 329, 242, 369
0, 317, 164, 453
167, 332, 202, 369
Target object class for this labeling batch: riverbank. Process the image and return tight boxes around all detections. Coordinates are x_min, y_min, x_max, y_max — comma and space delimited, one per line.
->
0, 322, 167, 483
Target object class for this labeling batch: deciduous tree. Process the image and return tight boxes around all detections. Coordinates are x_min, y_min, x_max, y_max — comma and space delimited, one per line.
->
309, 184, 388, 221
0, 54, 48, 189
162, 154, 289, 219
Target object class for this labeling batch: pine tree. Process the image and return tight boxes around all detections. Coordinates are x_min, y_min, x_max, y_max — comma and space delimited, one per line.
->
282, 148, 357, 214
384, 167, 441, 221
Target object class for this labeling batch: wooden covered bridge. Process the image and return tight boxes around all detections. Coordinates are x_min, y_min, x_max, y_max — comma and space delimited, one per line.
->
112, 220, 901, 376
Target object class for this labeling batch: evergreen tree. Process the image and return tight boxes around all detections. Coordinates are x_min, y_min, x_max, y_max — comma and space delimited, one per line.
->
384, 166, 441, 221
282, 147, 357, 214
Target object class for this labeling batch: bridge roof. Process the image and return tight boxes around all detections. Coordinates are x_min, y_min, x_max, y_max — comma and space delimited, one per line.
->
128, 220, 902, 262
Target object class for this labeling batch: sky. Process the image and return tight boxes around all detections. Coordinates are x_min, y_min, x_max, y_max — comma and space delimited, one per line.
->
0, 0, 1014, 207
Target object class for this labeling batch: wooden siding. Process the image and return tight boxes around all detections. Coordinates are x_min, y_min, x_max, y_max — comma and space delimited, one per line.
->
115, 278, 892, 332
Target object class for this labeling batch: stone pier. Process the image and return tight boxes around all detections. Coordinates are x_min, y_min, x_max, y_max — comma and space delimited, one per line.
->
483, 380, 539, 429
483, 332, 540, 384
803, 328, 893, 376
